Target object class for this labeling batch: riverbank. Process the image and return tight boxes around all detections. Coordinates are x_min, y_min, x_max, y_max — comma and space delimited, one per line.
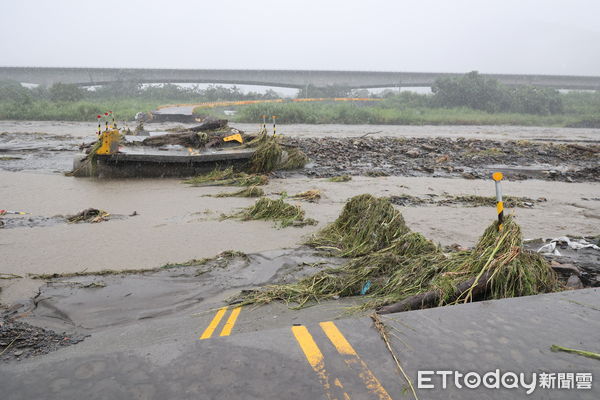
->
2, 99, 599, 128
226, 102, 599, 127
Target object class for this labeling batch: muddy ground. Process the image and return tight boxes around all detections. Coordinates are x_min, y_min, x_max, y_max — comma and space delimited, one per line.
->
285, 136, 600, 182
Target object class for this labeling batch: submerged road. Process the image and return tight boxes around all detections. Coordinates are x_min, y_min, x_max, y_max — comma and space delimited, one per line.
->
1, 288, 598, 399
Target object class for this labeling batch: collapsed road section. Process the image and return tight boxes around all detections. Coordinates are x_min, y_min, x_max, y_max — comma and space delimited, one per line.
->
69, 114, 309, 178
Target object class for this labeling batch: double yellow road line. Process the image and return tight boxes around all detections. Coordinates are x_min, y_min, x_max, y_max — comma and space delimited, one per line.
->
199, 306, 242, 340
292, 321, 392, 400
199, 310, 390, 399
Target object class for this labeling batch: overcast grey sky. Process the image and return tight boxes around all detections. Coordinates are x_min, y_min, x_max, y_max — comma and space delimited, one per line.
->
1, 0, 599, 75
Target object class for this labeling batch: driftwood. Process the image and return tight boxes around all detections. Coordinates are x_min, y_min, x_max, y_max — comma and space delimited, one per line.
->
377, 263, 572, 314
377, 270, 494, 314
66, 208, 108, 223
190, 119, 228, 132
142, 132, 205, 148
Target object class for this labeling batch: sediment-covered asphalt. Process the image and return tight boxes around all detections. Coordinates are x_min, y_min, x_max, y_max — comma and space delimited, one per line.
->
1, 288, 598, 399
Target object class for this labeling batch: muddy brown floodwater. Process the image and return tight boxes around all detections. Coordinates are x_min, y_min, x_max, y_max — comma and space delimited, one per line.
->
1, 120, 599, 315
2, 120, 600, 141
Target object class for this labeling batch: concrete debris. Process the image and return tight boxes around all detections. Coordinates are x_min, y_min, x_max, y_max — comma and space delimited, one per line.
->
566, 275, 584, 289
550, 261, 582, 276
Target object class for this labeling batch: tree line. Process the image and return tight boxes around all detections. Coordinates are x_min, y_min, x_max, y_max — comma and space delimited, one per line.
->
0, 71, 595, 117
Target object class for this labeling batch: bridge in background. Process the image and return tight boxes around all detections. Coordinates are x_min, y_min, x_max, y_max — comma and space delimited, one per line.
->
1, 67, 600, 90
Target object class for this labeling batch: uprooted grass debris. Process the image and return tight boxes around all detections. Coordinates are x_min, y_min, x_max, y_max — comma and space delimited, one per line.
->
67, 208, 110, 223
212, 186, 265, 198
371, 313, 419, 400
0, 273, 23, 280
550, 345, 600, 361
290, 189, 321, 202
240, 194, 560, 309
229, 197, 317, 228
32, 268, 157, 280
66, 139, 102, 177
183, 166, 268, 187
183, 131, 308, 185
246, 130, 308, 172
306, 194, 409, 257
32, 250, 249, 280
280, 146, 310, 170
249, 135, 282, 173
328, 175, 352, 182
162, 250, 248, 269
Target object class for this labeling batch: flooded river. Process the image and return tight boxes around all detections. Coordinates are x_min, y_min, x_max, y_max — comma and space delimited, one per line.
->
1, 120, 599, 174
2, 120, 600, 141
1, 120, 599, 307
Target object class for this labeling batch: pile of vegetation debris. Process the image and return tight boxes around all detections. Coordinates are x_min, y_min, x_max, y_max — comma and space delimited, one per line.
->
239, 194, 562, 311
1, 208, 114, 229
162, 250, 249, 270
184, 166, 269, 187
244, 129, 309, 173
67, 208, 110, 223
211, 186, 265, 198
328, 175, 352, 182
141, 119, 245, 149
290, 189, 321, 202
184, 128, 309, 185
227, 197, 317, 228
